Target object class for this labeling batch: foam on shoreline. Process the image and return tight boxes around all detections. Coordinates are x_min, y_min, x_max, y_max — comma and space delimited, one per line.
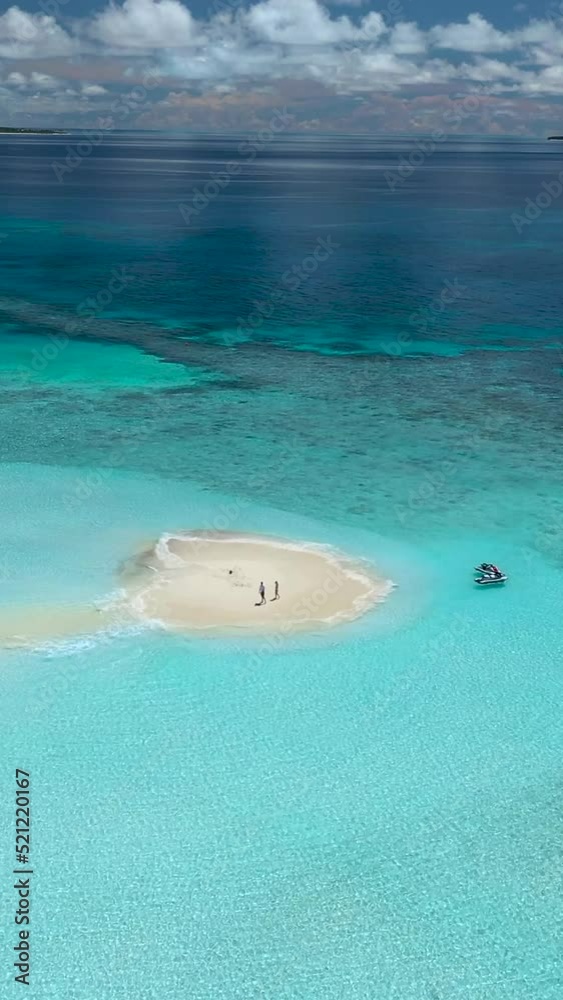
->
119, 530, 393, 634
0, 530, 393, 647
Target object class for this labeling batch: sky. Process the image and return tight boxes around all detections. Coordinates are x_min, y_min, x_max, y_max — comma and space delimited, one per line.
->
0, 0, 561, 134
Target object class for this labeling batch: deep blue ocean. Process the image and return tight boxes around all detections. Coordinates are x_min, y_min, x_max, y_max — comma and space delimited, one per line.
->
0, 133, 562, 999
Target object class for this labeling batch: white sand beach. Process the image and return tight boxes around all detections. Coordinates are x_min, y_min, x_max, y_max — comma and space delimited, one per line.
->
0, 531, 392, 647
121, 531, 392, 634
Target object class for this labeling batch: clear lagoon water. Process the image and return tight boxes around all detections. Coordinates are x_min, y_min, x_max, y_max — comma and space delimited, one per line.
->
0, 133, 562, 998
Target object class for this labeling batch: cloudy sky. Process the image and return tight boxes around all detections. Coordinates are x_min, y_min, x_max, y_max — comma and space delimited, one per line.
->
0, 0, 562, 134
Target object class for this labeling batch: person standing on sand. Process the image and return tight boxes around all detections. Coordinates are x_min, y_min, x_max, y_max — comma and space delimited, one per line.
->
258, 581, 266, 605
272, 581, 280, 601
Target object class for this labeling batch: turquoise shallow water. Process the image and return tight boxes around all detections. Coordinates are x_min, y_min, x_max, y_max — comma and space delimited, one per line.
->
1, 135, 563, 998
0, 462, 562, 999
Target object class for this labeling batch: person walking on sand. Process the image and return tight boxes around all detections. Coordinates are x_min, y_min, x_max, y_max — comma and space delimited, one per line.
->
272, 581, 280, 601
258, 581, 266, 606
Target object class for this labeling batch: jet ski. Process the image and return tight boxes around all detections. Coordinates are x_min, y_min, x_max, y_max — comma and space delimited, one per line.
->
474, 563, 507, 585
475, 572, 507, 585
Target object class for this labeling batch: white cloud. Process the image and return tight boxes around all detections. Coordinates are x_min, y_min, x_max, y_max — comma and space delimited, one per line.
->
89, 0, 195, 49
30, 72, 61, 90
388, 21, 426, 56
3, 70, 62, 90
5, 71, 26, 86
520, 62, 563, 94
245, 0, 371, 46
2, 1, 563, 127
81, 84, 108, 96
430, 13, 513, 54
458, 58, 519, 83
0, 5, 74, 57
359, 12, 387, 41
517, 20, 563, 61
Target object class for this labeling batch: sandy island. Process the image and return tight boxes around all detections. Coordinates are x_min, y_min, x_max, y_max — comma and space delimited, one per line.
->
0, 531, 393, 647
121, 531, 392, 634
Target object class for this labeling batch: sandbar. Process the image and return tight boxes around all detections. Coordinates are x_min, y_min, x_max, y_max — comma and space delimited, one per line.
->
0, 531, 392, 647
120, 531, 392, 634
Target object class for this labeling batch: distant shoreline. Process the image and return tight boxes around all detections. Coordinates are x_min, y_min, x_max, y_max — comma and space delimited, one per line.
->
0, 128, 67, 135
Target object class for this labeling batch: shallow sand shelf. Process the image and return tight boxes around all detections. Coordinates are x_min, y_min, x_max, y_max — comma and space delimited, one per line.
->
0, 531, 393, 647
121, 530, 393, 635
